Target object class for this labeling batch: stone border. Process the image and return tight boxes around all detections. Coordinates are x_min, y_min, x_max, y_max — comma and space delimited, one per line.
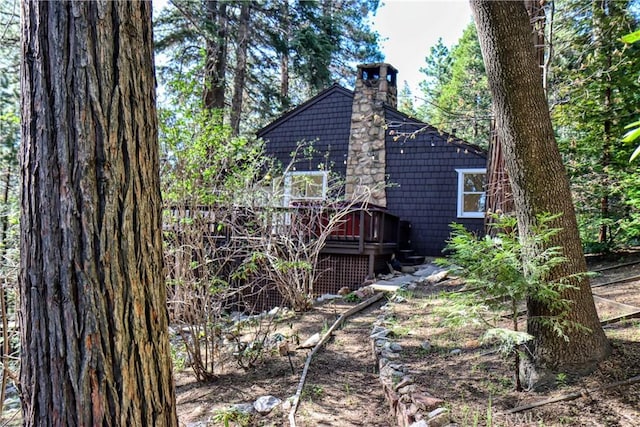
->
370, 302, 451, 427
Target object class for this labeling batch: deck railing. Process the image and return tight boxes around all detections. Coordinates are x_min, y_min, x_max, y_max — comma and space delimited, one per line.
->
164, 202, 401, 252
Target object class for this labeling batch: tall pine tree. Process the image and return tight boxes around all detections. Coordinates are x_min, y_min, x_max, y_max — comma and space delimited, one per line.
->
417, 24, 491, 147
550, 0, 640, 251
154, 0, 383, 134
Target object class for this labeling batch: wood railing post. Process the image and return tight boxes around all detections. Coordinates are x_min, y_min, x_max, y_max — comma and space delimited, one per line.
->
358, 209, 365, 254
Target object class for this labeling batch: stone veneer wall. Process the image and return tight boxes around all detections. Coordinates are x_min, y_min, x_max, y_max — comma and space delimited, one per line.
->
345, 64, 397, 207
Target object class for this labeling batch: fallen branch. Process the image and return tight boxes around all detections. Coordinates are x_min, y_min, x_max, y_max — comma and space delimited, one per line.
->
505, 374, 640, 414
590, 259, 640, 273
288, 292, 385, 427
591, 274, 640, 289
599, 309, 640, 326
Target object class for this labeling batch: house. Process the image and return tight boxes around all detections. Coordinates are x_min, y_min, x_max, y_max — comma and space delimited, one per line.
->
257, 63, 487, 295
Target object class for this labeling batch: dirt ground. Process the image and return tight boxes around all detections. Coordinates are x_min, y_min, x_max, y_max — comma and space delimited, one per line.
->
175, 251, 640, 427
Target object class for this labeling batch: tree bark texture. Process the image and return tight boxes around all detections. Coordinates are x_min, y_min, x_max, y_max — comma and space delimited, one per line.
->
203, 0, 227, 112
230, 1, 250, 136
20, 1, 177, 425
594, 0, 613, 245
279, 1, 290, 106
470, 0, 610, 377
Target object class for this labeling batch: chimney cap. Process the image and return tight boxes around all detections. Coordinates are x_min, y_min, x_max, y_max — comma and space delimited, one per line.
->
357, 63, 398, 74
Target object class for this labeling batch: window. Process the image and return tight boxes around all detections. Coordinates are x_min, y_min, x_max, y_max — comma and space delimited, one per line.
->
456, 168, 487, 218
284, 171, 328, 205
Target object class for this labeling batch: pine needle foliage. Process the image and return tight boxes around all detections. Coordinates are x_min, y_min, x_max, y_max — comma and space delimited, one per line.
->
436, 214, 589, 389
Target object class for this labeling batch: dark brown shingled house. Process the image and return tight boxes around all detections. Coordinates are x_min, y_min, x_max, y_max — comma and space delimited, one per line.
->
257, 63, 487, 291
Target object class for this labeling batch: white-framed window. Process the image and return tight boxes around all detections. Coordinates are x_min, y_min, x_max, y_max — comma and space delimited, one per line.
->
456, 168, 487, 218
283, 171, 328, 206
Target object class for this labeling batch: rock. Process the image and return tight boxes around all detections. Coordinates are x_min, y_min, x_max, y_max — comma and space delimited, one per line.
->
338, 286, 351, 296
450, 348, 462, 356
268, 306, 281, 316
426, 270, 449, 283
397, 384, 417, 394
412, 394, 444, 411
232, 402, 255, 415
375, 338, 388, 348
380, 364, 404, 380
253, 395, 281, 414
297, 332, 321, 349
427, 407, 450, 425
380, 350, 400, 359
370, 329, 391, 339
316, 293, 341, 302
391, 295, 407, 303
360, 286, 375, 297
409, 420, 428, 427
407, 403, 419, 417
371, 325, 387, 335
394, 376, 414, 391
389, 342, 403, 352
388, 362, 406, 372
378, 357, 389, 369
420, 341, 431, 352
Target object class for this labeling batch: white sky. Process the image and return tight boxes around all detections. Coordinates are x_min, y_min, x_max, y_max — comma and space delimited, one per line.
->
370, 0, 473, 93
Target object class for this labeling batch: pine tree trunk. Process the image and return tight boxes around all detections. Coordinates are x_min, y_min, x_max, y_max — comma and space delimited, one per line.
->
471, 0, 611, 387
203, 0, 227, 112
0, 166, 11, 260
594, 0, 613, 246
279, 1, 291, 108
20, 1, 177, 424
230, 2, 250, 136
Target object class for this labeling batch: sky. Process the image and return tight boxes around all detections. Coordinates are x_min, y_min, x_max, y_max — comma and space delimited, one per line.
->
370, 0, 474, 94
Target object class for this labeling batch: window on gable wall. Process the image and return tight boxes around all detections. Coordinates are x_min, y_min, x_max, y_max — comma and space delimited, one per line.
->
456, 168, 487, 218
283, 171, 328, 206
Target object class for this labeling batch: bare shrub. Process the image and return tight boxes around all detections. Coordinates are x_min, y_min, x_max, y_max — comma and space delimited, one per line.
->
159, 82, 380, 379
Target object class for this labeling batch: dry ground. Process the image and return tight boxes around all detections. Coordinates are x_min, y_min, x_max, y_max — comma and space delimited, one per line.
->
175, 250, 640, 427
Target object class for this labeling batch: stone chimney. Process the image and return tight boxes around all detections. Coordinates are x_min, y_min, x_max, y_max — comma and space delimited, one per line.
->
345, 63, 397, 207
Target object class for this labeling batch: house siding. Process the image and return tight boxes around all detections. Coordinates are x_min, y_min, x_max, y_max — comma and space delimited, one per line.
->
259, 86, 487, 258
384, 111, 486, 255
260, 86, 352, 175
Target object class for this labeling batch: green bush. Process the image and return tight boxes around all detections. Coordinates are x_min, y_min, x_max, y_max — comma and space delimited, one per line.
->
436, 213, 588, 390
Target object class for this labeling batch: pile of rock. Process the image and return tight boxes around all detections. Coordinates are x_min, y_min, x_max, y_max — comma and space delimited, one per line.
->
370, 305, 450, 427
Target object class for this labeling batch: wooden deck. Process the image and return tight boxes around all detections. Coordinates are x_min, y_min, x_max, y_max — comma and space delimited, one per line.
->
165, 202, 403, 282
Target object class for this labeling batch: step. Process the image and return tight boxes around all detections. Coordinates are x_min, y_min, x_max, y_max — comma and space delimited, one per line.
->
404, 255, 425, 266
397, 249, 415, 262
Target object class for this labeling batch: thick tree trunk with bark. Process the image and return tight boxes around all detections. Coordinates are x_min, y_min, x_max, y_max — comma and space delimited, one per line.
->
470, 0, 610, 386
20, 1, 177, 424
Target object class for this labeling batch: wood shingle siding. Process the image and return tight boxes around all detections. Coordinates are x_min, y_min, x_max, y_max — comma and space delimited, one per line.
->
258, 82, 487, 257
384, 110, 486, 255
259, 84, 352, 175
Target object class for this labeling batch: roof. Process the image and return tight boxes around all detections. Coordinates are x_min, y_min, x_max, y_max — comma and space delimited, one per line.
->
257, 83, 486, 157
256, 84, 353, 137
383, 106, 486, 157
